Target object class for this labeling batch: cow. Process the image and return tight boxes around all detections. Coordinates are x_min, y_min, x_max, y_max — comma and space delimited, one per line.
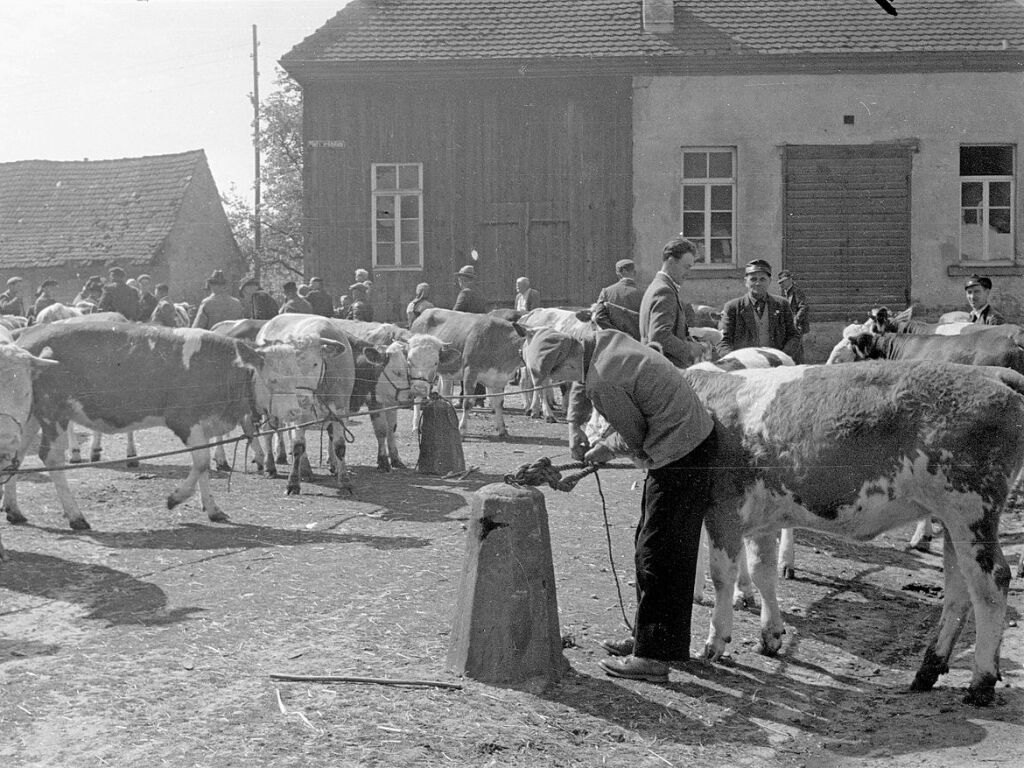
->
682, 360, 1022, 706
938, 310, 972, 324
254, 314, 356, 494
0, 315, 28, 333
842, 330, 1024, 375
410, 308, 526, 437
0, 324, 328, 530
693, 304, 722, 328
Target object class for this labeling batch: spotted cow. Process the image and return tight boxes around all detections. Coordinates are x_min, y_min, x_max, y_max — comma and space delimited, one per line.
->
2, 324, 320, 529
410, 308, 526, 436
684, 361, 1023, 706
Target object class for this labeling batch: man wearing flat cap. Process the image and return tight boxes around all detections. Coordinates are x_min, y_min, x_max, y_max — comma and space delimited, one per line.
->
522, 325, 716, 683
0, 276, 25, 317
239, 276, 280, 320
452, 264, 488, 314
597, 259, 642, 314
777, 270, 810, 363
965, 275, 1005, 325
31, 279, 60, 319
718, 259, 799, 359
639, 235, 701, 367
98, 267, 141, 321
192, 269, 244, 329
346, 281, 374, 321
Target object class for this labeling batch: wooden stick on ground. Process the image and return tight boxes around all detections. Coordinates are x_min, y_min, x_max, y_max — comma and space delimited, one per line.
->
270, 673, 463, 690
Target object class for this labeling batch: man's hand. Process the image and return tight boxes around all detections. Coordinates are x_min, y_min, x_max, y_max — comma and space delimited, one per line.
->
583, 443, 614, 465
569, 426, 590, 462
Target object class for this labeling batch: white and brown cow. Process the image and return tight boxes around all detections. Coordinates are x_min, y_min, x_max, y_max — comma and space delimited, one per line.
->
410, 308, 526, 436
685, 360, 1022, 706
1, 324, 320, 530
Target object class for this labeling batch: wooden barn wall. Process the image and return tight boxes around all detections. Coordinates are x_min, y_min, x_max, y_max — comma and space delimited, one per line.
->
302, 76, 633, 320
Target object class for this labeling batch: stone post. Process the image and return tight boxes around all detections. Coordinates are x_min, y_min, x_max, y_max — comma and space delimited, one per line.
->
447, 483, 569, 684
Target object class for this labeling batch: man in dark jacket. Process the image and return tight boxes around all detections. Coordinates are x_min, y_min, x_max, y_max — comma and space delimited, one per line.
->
965, 274, 1005, 325
30, 279, 60, 320
639, 236, 700, 368
452, 265, 487, 314
239, 277, 280, 320
98, 267, 139, 320
597, 259, 642, 313
279, 281, 313, 315
718, 260, 800, 359
0, 277, 26, 316
305, 276, 335, 317
777, 270, 810, 363
136, 274, 159, 322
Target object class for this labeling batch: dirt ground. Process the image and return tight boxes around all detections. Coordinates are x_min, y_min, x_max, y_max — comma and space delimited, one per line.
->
1, 398, 1022, 768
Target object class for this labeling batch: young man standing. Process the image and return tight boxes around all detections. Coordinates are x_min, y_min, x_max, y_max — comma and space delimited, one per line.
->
192, 270, 244, 329
717, 259, 799, 359
597, 259, 642, 313
639, 235, 699, 368
964, 274, 1005, 325
777, 269, 810, 363
98, 267, 140, 321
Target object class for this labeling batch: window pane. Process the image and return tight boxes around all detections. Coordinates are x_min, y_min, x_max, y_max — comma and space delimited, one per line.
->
710, 238, 733, 264
683, 185, 704, 211
962, 209, 979, 225
399, 164, 420, 190
683, 212, 705, 238
961, 146, 1013, 176
376, 241, 395, 266
708, 152, 732, 178
990, 207, 1012, 235
401, 218, 420, 241
961, 182, 983, 207
710, 185, 732, 210
710, 211, 732, 236
990, 182, 1011, 207
400, 240, 422, 266
400, 195, 419, 218
991, 216, 1013, 259
375, 165, 397, 191
683, 152, 707, 179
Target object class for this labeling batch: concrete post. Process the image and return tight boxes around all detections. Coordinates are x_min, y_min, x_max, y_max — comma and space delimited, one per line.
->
447, 483, 569, 685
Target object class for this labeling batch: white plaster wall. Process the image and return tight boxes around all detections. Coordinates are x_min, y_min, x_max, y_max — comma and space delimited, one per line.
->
633, 72, 1024, 316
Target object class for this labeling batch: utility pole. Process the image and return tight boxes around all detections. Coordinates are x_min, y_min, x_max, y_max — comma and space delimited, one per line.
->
251, 24, 262, 282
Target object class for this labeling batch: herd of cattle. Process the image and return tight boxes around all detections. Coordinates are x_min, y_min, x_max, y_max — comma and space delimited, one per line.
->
0, 299, 1021, 707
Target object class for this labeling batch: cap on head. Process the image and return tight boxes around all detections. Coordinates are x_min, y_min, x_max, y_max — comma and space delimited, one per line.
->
6, 276, 23, 287
206, 269, 226, 286
965, 274, 992, 291
744, 259, 773, 277
777, 269, 793, 281
40, 279, 58, 288
523, 328, 582, 382
239, 276, 260, 292
662, 235, 697, 260
309, 276, 323, 285
108, 267, 126, 280
137, 274, 151, 283
615, 259, 635, 272
455, 265, 478, 279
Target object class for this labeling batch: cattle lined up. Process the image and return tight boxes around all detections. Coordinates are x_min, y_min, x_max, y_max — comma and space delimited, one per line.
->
0, 299, 1021, 708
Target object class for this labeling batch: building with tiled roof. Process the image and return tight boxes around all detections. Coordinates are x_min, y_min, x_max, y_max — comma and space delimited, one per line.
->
0, 150, 244, 310
282, 0, 1024, 334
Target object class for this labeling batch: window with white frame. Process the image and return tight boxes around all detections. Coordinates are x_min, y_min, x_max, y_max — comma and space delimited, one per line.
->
681, 148, 736, 266
960, 145, 1014, 262
372, 163, 423, 269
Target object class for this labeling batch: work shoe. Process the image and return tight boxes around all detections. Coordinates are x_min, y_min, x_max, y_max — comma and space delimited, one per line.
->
600, 637, 635, 657
599, 655, 670, 683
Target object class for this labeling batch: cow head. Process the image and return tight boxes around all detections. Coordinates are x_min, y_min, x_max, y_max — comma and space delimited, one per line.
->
236, 337, 348, 422
0, 345, 59, 472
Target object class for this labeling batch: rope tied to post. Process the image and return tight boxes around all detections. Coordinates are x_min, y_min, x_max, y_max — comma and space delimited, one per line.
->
504, 457, 600, 492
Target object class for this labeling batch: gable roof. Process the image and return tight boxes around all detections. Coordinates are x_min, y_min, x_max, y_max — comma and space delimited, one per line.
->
0, 150, 210, 269
283, 0, 1024, 66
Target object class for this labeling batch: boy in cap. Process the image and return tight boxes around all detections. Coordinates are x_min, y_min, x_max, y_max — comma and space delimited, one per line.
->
98, 267, 140, 321
717, 259, 799, 358
523, 325, 716, 683
192, 269, 243, 329
597, 258, 642, 313
639, 235, 700, 367
452, 265, 488, 314
777, 269, 810, 363
965, 275, 1005, 325
0, 277, 25, 316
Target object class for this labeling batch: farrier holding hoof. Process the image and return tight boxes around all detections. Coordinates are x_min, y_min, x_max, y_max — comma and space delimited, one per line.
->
523, 326, 716, 684
964, 274, 1005, 325
717, 259, 800, 360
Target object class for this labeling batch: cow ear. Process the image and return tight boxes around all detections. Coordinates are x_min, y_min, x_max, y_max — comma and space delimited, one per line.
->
362, 346, 388, 366
576, 308, 593, 322
319, 338, 348, 358
511, 322, 527, 338
233, 340, 265, 371
523, 326, 543, 341
439, 346, 463, 367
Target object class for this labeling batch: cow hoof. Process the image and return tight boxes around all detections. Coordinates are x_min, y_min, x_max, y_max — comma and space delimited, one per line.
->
702, 639, 727, 661
69, 518, 91, 531
69, 454, 83, 464
126, 459, 140, 469
390, 458, 406, 470
780, 565, 796, 580
963, 679, 997, 707
5, 508, 27, 525
376, 457, 391, 473
530, 412, 542, 420
266, 466, 278, 479
545, 416, 557, 424
206, 508, 229, 523
215, 461, 231, 473
286, 483, 300, 495
692, 594, 710, 606
90, 452, 102, 463
733, 593, 758, 610
759, 630, 784, 657
275, 454, 288, 465
496, 430, 509, 439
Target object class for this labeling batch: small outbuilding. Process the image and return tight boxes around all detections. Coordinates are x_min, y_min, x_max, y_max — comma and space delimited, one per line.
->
0, 150, 245, 311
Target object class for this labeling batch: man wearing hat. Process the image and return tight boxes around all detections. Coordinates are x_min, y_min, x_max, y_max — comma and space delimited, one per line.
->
777, 269, 810, 363
597, 259, 642, 313
305, 276, 335, 317
965, 275, 1005, 325
718, 260, 799, 358
192, 269, 243, 329
0, 277, 25, 317
452, 265, 488, 314
239, 276, 280, 320
31, 279, 60, 319
522, 325, 716, 682
98, 267, 140, 321
639, 235, 701, 367
278, 280, 314, 316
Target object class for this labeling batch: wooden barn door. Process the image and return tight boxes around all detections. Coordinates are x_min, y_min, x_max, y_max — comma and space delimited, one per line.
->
783, 144, 913, 322
477, 201, 571, 308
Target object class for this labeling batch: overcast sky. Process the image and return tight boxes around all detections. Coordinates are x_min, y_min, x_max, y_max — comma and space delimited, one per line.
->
1, 0, 348, 203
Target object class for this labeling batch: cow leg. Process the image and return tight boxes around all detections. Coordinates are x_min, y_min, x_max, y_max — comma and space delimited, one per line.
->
167, 426, 228, 523
909, 517, 936, 551
693, 525, 710, 604
90, 431, 103, 462
747, 533, 785, 656
261, 429, 279, 478
733, 541, 758, 609
486, 384, 508, 437
2, 416, 40, 526
275, 428, 288, 465
42, 425, 91, 530
914, 515, 1008, 706
386, 410, 405, 469
370, 411, 391, 472
286, 431, 308, 495
327, 422, 353, 493
68, 426, 83, 464
125, 431, 138, 468
458, 371, 478, 434
779, 527, 796, 579
212, 442, 231, 472
704, 538, 742, 661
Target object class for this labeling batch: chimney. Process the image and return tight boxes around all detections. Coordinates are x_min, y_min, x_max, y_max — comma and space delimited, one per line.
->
642, 0, 674, 33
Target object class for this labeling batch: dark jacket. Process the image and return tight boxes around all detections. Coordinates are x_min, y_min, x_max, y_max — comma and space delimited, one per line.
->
138, 292, 158, 322
306, 288, 335, 317
98, 282, 140, 321
971, 305, 1005, 326
453, 287, 488, 314
718, 293, 800, 358
0, 291, 25, 316
248, 290, 280, 320
639, 272, 697, 368
782, 284, 811, 335
597, 277, 642, 314
279, 296, 314, 315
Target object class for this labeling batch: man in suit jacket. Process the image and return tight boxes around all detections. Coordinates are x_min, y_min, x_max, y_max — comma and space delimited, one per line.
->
639, 235, 700, 368
965, 274, 1006, 325
717, 259, 800, 359
597, 259, 642, 313
452, 265, 488, 314
514, 276, 541, 312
